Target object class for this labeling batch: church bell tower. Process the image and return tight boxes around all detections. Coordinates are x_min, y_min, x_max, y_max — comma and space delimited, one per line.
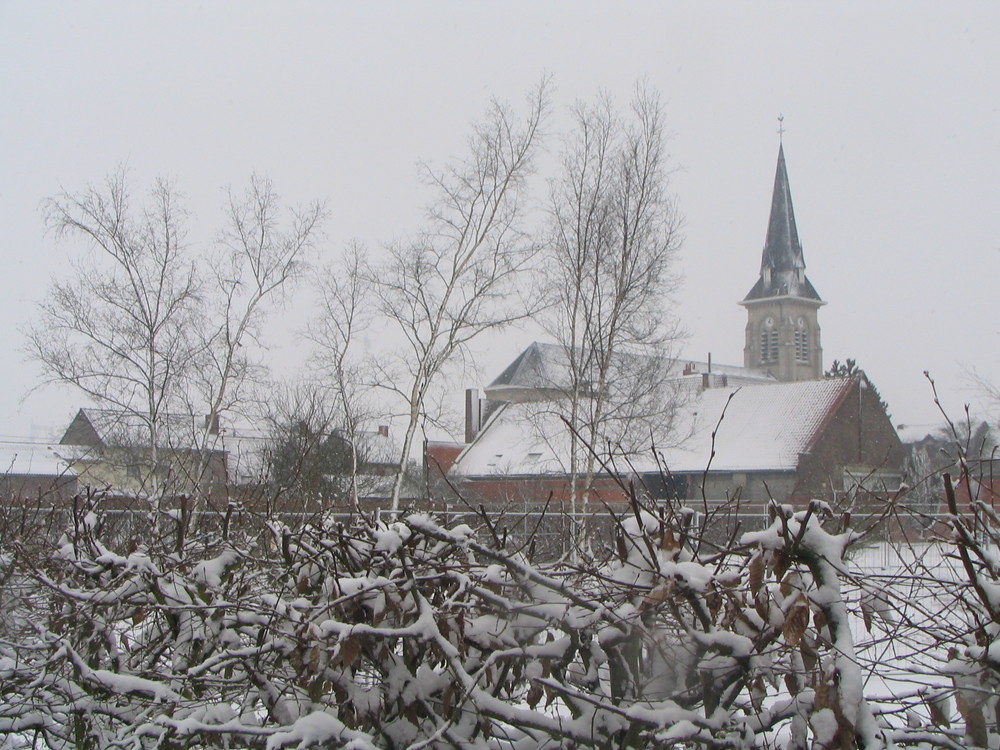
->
740, 144, 824, 382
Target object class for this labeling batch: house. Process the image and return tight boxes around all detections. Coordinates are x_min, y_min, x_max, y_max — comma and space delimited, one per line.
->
448, 143, 905, 514
897, 423, 999, 536
59, 408, 228, 499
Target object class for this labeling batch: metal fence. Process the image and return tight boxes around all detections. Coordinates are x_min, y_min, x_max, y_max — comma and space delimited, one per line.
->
0, 501, 986, 568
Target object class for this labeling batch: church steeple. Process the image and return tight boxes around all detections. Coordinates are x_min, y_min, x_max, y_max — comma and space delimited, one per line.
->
743, 144, 821, 302
740, 143, 825, 382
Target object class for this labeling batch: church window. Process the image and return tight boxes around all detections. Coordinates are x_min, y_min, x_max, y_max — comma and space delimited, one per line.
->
759, 318, 778, 363
794, 319, 809, 363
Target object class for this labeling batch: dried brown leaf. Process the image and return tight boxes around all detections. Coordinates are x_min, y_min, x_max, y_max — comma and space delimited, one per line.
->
441, 683, 454, 716
783, 595, 810, 647
661, 528, 679, 554
748, 553, 765, 595
754, 591, 770, 622
526, 682, 542, 710
544, 682, 556, 708
337, 636, 361, 669
925, 692, 951, 729
640, 580, 674, 612
814, 678, 831, 710
772, 550, 791, 580
813, 609, 827, 634
800, 638, 817, 672
784, 672, 801, 696
860, 597, 873, 633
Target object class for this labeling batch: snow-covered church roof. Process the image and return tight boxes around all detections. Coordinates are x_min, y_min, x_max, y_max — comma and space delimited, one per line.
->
451, 377, 855, 477
485, 342, 775, 403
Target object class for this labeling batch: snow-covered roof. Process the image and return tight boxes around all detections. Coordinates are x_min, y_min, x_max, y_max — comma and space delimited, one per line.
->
894, 423, 947, 445
485, 342, 776, 402
451, 378, 854, 477
0, 442, 77, 478
664, 378, 851, 472
485, 342, 578, 401
673, 359, 777, 386
61, 408, 225, 451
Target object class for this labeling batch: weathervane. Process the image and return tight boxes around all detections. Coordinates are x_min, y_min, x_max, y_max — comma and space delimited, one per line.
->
777, 114, 785, 143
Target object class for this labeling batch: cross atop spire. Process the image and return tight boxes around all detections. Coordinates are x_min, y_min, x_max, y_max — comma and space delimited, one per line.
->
742, 144, 822, 302
777, 114, 785, 143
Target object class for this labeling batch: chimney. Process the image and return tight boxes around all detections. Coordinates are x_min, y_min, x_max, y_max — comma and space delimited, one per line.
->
378, 424, 389, 437
465, 388, 482, 443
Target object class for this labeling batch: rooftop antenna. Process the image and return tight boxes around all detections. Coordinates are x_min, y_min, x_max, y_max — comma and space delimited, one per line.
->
777, 114, 785, 144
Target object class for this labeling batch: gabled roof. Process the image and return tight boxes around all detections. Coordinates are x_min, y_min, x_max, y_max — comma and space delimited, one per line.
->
664, 377, 852, 472
743, 145, 822, 303
59, 408, 222, 452
487, 342, 776, 402
451, 377, 855, 477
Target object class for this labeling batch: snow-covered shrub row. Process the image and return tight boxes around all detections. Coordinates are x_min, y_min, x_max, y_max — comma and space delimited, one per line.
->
0, 488, 996, 748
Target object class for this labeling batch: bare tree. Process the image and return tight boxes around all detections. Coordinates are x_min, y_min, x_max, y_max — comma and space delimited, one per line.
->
368, 82, 549, 512
261, 381, 361, 513
307, 243, 374, 513
27, 169, 324, 502
197, 175, 324, 429
539, 84, 684, 527
28, 170, 200, 498
188, 176, 325, 495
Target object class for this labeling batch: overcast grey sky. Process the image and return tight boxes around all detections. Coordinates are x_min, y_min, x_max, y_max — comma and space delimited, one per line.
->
2, 1, 998, 440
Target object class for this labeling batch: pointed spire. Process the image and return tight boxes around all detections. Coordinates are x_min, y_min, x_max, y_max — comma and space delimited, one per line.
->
762, 144, 803, 274
743, 144, 821, 302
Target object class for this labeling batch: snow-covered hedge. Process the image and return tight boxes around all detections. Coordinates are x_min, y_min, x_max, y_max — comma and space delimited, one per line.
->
0, 486, 997, 749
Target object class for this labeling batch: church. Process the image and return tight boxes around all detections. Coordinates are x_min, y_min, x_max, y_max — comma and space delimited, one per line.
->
443, 144, 905, 513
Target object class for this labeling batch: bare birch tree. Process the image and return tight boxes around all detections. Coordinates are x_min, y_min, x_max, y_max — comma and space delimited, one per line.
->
540, 84, 684, 527
187, 176, 325, 494
28, 170, 200, 498
369, 83, 549, 512
27, 169, 324, 502
307, 244, 374, 513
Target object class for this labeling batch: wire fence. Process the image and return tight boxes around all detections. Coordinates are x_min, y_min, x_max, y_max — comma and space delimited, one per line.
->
0, 500, 982, 568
